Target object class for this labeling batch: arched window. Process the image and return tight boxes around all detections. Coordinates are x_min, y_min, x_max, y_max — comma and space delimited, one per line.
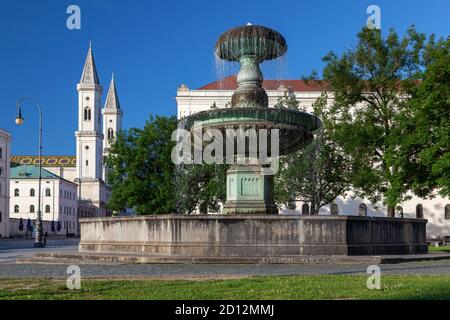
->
416, 204, 424, 219
84, 107, 91, 121
14, 189, 19, 197
302, 203, 310, 215
445, 204, 450, 220
14, 205, 19, 213
107, 128, 114, 140
30, 205, 35, 213
30, 189, 35, 197
45, 188, 51, 197
45, 205, 51, 213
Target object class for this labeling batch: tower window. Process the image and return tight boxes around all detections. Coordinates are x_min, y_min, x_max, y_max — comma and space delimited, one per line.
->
107, 128, 114, 140
45, 188, 51, 197
30, 189, 35, 197
84, 107, 91, 121
30, 205, 35, 213
85, 160, 89, 166
45, 205, 51, 213
14, 189, 19, 197
14, 205, 19, 213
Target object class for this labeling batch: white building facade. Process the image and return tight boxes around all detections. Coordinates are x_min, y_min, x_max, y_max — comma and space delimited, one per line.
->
0, 129, 11, 238
176, 75, 450, 239
9, 165, 78, 236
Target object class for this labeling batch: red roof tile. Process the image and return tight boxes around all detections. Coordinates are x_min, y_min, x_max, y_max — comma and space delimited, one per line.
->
198, 75, 329, 91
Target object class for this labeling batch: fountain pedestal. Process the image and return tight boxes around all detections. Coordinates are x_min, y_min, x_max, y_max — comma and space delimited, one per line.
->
223, 164, 278, 214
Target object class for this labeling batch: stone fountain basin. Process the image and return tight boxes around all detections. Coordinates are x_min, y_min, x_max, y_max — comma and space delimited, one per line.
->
180, 107, 322, 155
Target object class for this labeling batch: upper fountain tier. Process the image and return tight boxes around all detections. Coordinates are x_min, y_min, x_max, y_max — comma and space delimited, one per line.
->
180, 25, 321, 156
215, 25, 287, 62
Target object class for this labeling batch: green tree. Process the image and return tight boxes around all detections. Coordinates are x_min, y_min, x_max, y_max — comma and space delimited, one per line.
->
275, 93, 351, 214
274, 90, 302, 110
318, 26, 436, 212
394, 36, 450, 199
175, 163, 228, 214
106, 116, 178, 214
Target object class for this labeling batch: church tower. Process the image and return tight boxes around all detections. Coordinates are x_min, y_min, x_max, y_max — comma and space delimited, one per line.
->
75, 43, 109, 216
102, 73, 123, 183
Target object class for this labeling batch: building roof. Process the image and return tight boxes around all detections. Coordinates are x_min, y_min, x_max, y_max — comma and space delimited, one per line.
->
10, 165, 61, 180
80, 43, 100, 84
198, 75, 329, 91
11, 155, 76, 167
104, 74, 121, 109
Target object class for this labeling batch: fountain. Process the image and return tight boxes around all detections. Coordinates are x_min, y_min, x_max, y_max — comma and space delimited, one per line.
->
75, 25, 428, 260
180, 25, 321, 214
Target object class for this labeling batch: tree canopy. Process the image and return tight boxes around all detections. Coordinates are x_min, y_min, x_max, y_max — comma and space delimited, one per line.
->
106, 115, 178, 214
317, 26, 447, 209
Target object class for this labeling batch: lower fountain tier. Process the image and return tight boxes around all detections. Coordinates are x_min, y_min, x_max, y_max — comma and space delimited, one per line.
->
79, 215, 428, 257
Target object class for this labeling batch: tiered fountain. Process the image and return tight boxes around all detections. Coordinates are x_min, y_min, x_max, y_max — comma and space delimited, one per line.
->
75, 25, 428, 261
180, 25, 321, 215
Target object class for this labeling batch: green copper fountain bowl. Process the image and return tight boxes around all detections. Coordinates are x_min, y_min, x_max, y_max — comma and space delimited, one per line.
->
179, 107, 322, 155
215, 25, 287, 62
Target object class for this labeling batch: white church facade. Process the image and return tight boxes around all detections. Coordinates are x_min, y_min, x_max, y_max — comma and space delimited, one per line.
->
11, 44, 123, 231
176, 75, 450, 240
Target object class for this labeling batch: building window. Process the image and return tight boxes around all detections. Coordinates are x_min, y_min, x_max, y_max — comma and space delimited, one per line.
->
330, 203, 339, 216
0, 212, 2, 223
0, 167, 3, 176
30, 205, 35, 213
0, 147, 2, 159
45, 205, 51, 213
45, 188, 51, 197
84, 107, 91, 121
30, 188, 35, 197
107, 128, 114, 140
359, 203, 367, 216
446, 204, 450, 220
302, 203, 310, 215
14, 189, 19, 197
416, 204, 424, 219
14, 205, 19, 213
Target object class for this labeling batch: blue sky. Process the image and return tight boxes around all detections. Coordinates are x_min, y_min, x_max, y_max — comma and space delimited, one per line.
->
0, 0, 448, 155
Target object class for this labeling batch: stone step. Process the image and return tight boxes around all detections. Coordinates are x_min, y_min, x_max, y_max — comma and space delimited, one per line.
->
17, 251, 384, 265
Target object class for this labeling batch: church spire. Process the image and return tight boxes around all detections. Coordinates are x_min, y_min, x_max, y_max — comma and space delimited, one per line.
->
80, 42, 100, 84
104, 73, 121, 109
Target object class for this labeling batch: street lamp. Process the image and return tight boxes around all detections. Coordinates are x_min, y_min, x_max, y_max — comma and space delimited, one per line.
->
15, 97, 45, 248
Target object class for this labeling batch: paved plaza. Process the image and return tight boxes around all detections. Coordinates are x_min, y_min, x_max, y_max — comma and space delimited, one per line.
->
1, 239, 450, 279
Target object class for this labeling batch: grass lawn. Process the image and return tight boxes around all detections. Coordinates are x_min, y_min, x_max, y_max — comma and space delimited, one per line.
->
1, 275, 450, 300
429, 246, 450, 253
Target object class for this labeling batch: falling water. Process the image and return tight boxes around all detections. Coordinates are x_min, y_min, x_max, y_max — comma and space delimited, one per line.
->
214, 53, 238, 89
214, 25, 288, 89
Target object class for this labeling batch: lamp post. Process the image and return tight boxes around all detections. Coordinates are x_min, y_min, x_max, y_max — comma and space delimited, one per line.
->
15, 97, 45, 248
